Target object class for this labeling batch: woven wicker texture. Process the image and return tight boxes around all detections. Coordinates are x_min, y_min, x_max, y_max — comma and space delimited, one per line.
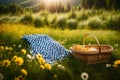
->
70, 33, 113, 64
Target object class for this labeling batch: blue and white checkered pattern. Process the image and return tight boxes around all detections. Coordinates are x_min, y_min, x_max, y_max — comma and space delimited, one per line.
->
22, 34, 70, 64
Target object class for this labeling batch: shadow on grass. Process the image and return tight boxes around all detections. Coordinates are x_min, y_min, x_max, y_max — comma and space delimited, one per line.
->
57, 54, 120, 80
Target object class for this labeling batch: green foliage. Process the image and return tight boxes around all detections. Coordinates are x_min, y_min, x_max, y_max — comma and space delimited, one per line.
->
68, 10, 76, 19
77, 22, 89, 29
80, 0, 120, 9
0, 4, 24, 15
67, 19, 78, 29
88, 17, 103, 29
77, 11, 89, 21
56, 16, 67, 29
0, 17, 10, 24
20, 15, 33, 25
34, 18, 43, 28
0, 8, 120, 30
43, 16, 49, 25
0, 5, 7, 15
105, 15, 120, 30
50, 16, 57, 25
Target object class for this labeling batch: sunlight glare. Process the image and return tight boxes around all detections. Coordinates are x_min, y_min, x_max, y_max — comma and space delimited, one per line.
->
46, 0, 60, 4
46, 0, 59, 3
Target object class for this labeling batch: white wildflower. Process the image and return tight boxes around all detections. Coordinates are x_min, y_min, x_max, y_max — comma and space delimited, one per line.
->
26, 54, 35, 60
80, 72, 89, 80
18, 44, 22, 48
57, 64, 65, 70
106, 64, 111, 68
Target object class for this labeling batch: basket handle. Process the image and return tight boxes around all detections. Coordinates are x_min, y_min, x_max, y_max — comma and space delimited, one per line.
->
83, 33, 101, 53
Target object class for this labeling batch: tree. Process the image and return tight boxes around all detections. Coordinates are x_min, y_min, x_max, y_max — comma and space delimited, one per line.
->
80, 0, 120, 9
8, 4, 23, 15
67, 2, 71, 11
94, 0, 106, 9
0, 5, 7, 14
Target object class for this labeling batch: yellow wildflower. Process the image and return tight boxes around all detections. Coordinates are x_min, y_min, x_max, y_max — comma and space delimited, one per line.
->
0, 46, 4, 51
21, 49, 26, 54
14, 75, 25, 80
2, 59, 11, 67
44, 63, 52, 70
36, 53, 42, 59
21, 69, 27, 76
15, 57, 24, 66
12, 56, 18, 61
38, 57, 46, 64
113, 60, 120, 67
113, 64, 118, 67
40, 65, 45, 69
114, 60, 120, 65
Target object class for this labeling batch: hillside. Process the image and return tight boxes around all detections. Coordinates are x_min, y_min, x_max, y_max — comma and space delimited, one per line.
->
0, 0, 80, 7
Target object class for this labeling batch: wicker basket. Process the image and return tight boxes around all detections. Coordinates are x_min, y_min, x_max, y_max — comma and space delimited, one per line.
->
70, 33, 113, 64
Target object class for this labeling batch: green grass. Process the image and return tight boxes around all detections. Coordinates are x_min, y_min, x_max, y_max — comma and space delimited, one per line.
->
0, 9, 120, 30
0, 23, 120, 80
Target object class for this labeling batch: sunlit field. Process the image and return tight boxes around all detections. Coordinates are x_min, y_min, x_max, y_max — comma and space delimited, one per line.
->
0, 23, 120, 80
0, 0, 120, 80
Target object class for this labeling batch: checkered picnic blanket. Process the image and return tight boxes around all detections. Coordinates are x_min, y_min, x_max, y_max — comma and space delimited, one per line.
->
22, 34, 70, 64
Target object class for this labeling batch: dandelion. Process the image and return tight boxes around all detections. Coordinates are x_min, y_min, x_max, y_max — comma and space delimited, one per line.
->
40, 65, 45, 69
57, 64, 65, 70
21, 69, 27, 76
44, 63, 52, 70
113, 60, 120, 68
38, 57, 46, 64
15, 57, 24, 66
0, 73, 3, 80
12, 56, 18, 61
14, 75, 25, 80
80, 72, 89, 80
36, 53, 43, 59
2, 59, 11, 67
106, 64, 111, 68
0, 46, 4, 51
21, 49, 26, 54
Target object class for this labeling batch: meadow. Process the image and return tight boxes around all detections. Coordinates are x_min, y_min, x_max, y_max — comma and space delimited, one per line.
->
0, 9, 120, 30
0, 6, 120, 80
0, 22, 120, 80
